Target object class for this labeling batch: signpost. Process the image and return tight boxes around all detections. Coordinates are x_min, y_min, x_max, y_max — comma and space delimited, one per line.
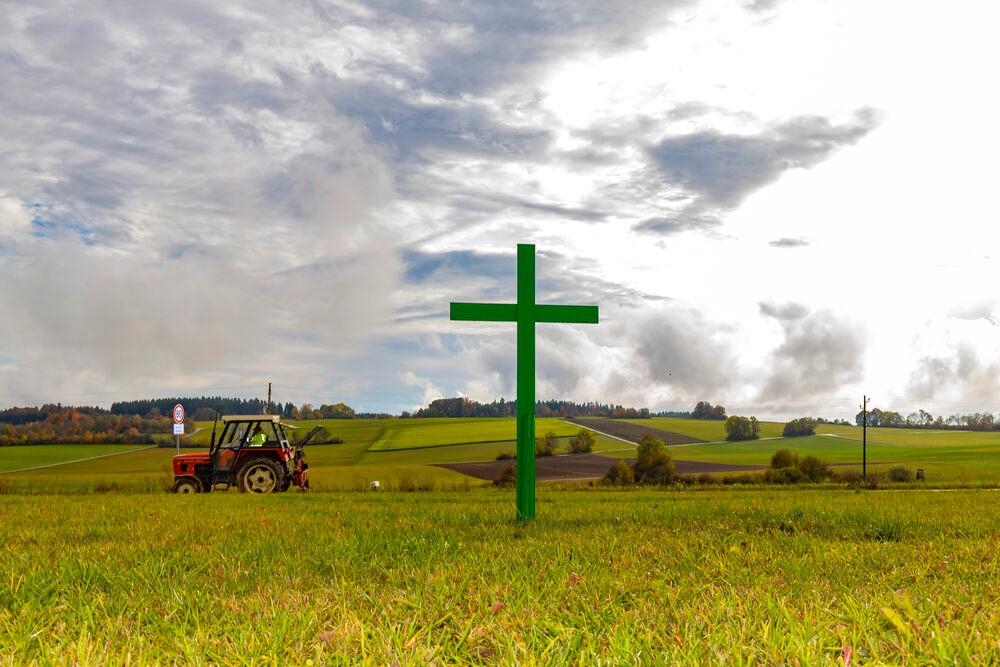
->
450, 243, 598, 522
173, 403, 185, 455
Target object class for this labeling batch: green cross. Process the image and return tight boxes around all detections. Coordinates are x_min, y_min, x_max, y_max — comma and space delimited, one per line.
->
450, 243, 599, 522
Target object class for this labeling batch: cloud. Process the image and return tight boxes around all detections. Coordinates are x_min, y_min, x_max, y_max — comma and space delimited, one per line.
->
757, 302, 865, 401
630, 306, 738, 399
769, 237, 810, 248
400, 370, 444, 410
0, 236, 400, 398
637, 109, 880, 234
906, 345, 1000, 403
0, 193, 31, 238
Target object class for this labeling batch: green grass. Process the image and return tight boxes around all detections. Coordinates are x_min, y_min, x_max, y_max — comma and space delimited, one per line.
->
367, 417, 579, 452
6, 419, 1000, 488
0, 444, 149, 473
667, 426, 1000, 483
619, 416, 786, 441
2, 488, 1000, 663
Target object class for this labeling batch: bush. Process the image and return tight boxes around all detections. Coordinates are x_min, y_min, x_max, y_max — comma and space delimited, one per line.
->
782, 418, 816, 437
764, 466, 805, 484
495, 451, 514, 461
724, 416, 760, 441
833, 469, 864, 485
770, 449, 800, 469
493, 462, 516, 487
569, 428, 595, 454
535, 432, 558, 457
602, 460, 635, 486
634, 435, 675, 484
797, 455, 830, 482
889, 466, 914, 483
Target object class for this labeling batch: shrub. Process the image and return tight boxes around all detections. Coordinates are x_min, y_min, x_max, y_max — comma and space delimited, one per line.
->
889, 466, 914, 483
602, 460, 635, 486
535, 432, 558, 457
770, 449, 800, 469
569, 428, 595, 454
764, 466, 805, 484
634, 435, 675, 484
493, 462, 516, 487
724, 416, 760, 441
797, 455, 830, 482
495, 451, 514, 461
782, 418, 816, 437
833, 469, 864, 485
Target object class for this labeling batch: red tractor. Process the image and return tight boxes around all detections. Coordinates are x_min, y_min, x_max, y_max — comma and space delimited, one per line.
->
171, 415, 323, 494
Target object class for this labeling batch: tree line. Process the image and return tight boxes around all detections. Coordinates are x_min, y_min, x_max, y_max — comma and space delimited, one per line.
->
855, 408, 1000, 431
0, 406, 190, 446
406, 397, 651, 419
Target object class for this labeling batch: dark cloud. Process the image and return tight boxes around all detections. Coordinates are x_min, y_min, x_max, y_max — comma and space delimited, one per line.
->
637, 109, 879, 234
631, 307, 737, 397
769, 237, 810, 248
344, 1, 696, 96
757, 302, 865, 400
907, 345, 1000, 402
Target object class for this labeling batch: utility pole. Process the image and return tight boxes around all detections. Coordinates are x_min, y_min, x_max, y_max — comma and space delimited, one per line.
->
267, 381, 272, 415
860, 394, 870, 480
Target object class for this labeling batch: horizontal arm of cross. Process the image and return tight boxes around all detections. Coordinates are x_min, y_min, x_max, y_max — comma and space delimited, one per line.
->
535, 304, 599, 324
450, 302, 517, 322
450, 302, 598, 324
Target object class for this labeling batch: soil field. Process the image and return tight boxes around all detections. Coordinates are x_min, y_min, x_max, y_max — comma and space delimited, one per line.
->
565, 417, 704, 445
437, 453, 767, 481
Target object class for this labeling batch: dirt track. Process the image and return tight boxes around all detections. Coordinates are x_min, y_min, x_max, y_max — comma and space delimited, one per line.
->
563, 417, 703, 445
436, 454, 766, 481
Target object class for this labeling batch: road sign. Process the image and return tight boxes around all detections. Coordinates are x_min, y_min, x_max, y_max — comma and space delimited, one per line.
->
173, 404, 185, 424
173, 423, 185, 436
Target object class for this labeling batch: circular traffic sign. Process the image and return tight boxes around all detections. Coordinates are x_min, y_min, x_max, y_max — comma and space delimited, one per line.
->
173, 403, 185, 424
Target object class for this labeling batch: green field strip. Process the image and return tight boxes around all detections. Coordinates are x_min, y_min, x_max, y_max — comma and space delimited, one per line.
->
2, 445, 156, 474
0, 444, 153, 474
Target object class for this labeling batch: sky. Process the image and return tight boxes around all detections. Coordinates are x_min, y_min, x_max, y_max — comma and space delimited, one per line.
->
2, 0, 999, 420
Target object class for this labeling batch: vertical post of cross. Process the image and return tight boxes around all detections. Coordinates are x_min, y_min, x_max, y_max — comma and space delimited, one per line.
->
449, 243, 598, 522
516, 244, 536, 522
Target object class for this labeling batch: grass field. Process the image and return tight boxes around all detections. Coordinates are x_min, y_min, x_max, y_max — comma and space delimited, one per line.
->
0, 444, 149, 473
619, 416, 786, 441
367, 417, 579, 451
2, 488, 999, 663
4, 418, 1000, 488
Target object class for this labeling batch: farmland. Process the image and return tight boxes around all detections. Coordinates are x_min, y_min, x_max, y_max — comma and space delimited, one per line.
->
4, 417, 1000, 489
2, 489, 1000, 663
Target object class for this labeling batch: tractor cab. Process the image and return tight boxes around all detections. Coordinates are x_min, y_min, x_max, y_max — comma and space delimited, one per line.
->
172, 415, 323, 494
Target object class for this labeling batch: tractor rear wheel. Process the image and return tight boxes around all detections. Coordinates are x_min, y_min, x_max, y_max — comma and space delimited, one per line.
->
237, 458, 284, 494
172, 477, 202, 494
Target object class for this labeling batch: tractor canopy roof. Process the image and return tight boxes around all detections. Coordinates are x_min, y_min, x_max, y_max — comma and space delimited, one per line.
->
222, 415, 282, 423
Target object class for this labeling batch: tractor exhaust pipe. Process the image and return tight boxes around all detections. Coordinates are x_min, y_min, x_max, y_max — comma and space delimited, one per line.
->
210, 410, 220, 449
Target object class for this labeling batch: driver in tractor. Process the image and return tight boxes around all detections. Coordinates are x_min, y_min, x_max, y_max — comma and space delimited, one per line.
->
248, 425, 267, 447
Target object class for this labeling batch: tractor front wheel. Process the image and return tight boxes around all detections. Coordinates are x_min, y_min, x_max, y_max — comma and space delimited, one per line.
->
172, 477, 202, 494
237, 459, 284, 494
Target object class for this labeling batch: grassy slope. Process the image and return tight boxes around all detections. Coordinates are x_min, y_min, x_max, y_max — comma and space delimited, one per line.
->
0, 444, 148, 473
2, 489, 999, 663
6, 418, 1000, 486
619, 416, 786, 441
368, 417, 579, 451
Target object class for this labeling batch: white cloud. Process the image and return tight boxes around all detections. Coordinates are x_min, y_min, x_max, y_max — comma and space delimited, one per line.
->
0, 193, 30, 238
2, 0, 999, 419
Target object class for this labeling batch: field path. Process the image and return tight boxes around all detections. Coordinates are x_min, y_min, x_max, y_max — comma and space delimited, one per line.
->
563, 417, 703, 445
1, 445, 156, 474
